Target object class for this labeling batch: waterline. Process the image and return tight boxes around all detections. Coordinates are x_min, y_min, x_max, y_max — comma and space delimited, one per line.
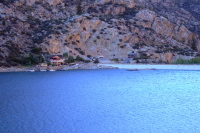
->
99, 64, 200, 70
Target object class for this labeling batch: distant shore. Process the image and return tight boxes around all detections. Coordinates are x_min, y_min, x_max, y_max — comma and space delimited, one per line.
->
98, 64, 200, 70
1, 63, 200, 73
0, 63, 116, 73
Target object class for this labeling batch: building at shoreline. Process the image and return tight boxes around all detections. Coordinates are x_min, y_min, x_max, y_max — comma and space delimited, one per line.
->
50, 55, 64, 66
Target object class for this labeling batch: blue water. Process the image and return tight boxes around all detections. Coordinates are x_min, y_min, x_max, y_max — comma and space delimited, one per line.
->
0, 69, 200, 133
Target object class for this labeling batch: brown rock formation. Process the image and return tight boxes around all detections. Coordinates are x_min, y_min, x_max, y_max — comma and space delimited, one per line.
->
0, 0, 200, 66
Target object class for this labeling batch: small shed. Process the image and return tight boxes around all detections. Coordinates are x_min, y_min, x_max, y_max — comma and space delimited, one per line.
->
40, 63, 48, 67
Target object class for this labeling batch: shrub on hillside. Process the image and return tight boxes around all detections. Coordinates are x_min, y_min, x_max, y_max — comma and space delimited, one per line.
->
31, 48, 42, 54
76, 55, 85, 62
173, 58, 200, 64
63, 52, 68, 58
110, 58, 119, 62
84, 60, 90, 63
65, 56, 74, 63
93, 59, 99, 64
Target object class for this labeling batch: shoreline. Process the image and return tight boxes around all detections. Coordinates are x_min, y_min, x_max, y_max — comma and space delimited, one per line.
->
0, 63, 200, 73
98, 64, 200, 70
0, 63, 117, 73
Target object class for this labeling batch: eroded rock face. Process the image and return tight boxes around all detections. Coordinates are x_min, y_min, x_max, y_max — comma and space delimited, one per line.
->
39, 13, 198, 64
136, 9, 196, 45
43, 17, 133, 59
0, 0, 200, 66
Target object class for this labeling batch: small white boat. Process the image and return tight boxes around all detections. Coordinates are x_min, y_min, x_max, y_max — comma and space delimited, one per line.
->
40, 69, 47, 72
49, 69, 55, 72
28, 69, 35, 72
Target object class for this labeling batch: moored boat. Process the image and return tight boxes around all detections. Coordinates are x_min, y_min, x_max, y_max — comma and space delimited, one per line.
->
40, 69, 47, 72
27, 69, 35, 72
49, 69, 55, 72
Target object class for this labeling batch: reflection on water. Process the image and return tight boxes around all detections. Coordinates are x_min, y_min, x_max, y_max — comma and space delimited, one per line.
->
0, 70, 200, 133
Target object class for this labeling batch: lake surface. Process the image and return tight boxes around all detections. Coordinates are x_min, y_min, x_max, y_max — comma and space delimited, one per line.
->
0, 69, 200, 133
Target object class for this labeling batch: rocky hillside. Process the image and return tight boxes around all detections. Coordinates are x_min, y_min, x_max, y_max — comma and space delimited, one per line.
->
0, 0, 200, 66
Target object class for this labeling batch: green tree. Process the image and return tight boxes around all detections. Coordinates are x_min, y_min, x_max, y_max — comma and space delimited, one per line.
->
39, 55, 44, 63
63, 52, 68, 58
2, 20, 5, 26
31, 47, 42, 54
66, 56, 74, 63
173, 58, 200, 64
110, 58, 119, 62
93, 59, 99, 64
29, 53, 38, 64
76, 55, 85, 61
84, 60, 90, 63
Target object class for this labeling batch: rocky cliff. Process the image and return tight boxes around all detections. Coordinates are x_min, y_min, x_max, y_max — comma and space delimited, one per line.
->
0, 0, 200, 66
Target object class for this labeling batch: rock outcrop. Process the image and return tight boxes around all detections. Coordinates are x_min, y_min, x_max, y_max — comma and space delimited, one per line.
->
0, 0, 200, 66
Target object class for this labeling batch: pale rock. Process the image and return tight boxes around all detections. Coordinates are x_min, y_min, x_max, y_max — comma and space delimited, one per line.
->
136, 9, 156, 22
97, 0, 111, 5
46, 0, 63, 6
52, 9, 58, 13
164, 53, 174, 63
103, 6, 126, 15
115, 0, 137, 8
139, 48, 148, 52
80, 32, 91, 44
173, 25, 192, 44
90, 20, 101, 29
137, 20, 152, 28
152, 16, 174, 37
82, 19, 92, 30
124, 34, 132, 42
29, 5, 52, 20
129, 36, 140, 44
136, 9, 157, 28
153, 53, 173, 63
14, 0, 25, 6
25, 0, 37, 6
49, 38, 63, 53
